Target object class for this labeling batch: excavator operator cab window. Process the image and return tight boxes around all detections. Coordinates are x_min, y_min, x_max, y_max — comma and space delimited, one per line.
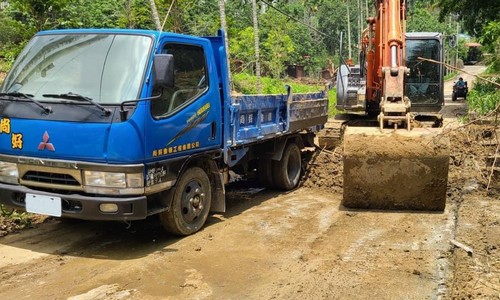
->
405, 38, 442, 106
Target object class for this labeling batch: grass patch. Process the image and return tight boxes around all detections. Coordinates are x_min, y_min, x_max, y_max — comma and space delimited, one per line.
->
467, 76, 500, 116
327, 88, 338, 117
444, 71, 458, 81
233, 73, 338, 117
233, 73, 325, 94
0, 205, 36, 236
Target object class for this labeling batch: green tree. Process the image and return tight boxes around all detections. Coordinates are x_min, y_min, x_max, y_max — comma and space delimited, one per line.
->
229, 27, 256, 67
58, 0, 155, 29
58, 0, 121, 28
7, 0, 70, 32
436, 0, 500, 37
317, 0, 352, 59
435, 0, 499, 71
480, 21, 500, 72
261, 13, 295, 78
0, 11, 29, 66
407, 1, 449, 33
119, 0, 156, 29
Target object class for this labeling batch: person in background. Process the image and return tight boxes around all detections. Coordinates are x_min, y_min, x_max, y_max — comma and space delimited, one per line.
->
455, 77, 465, 88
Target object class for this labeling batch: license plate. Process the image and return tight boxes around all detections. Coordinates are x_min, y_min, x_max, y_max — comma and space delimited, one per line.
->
25, 193, 62, 217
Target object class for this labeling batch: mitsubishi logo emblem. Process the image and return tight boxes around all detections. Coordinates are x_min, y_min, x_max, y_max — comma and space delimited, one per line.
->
38, 131, 55, 151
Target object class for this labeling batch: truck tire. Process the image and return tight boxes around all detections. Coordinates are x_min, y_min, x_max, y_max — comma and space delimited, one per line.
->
258, 158, 275, 187
272, 142, 301, 190
160, 167, 211, 236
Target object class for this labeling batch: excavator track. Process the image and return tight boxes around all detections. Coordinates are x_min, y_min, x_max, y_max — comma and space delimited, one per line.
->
317, 118, 345, 150
317, 114, 376, 150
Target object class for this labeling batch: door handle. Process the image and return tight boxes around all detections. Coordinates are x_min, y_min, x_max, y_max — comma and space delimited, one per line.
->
211, 121, 216, 140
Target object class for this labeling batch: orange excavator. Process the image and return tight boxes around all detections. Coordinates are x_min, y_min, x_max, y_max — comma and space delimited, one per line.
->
333, 0, 449, 210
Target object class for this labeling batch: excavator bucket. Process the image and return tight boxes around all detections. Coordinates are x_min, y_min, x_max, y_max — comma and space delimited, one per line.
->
342, 127, 449, 211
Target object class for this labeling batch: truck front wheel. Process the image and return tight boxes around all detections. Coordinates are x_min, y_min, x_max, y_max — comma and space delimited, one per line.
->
160, 167, 212, 235
273, 142, 302, 190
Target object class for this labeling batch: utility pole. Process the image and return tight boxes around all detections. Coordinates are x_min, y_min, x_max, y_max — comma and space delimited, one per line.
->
219, 0, 231, 83
346, 0, 352, 59
358, 0, 362, 51
455, 19, 459, 67
251, 0, 262, 94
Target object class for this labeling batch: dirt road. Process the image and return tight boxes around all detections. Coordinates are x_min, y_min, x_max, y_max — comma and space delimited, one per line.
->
0, 65, 498, 300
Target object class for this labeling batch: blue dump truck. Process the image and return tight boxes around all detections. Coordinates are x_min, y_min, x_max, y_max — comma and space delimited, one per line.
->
0, 29, 328, 235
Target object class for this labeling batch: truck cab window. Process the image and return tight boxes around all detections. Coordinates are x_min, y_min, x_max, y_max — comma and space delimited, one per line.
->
152, 43, 208, 117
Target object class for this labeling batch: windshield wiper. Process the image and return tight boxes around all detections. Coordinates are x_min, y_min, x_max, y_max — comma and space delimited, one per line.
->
42, 92, 111, 116
0, 92, 52, 114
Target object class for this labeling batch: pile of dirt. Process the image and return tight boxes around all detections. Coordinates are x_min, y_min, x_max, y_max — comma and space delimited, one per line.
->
301, 147, 343, 193
447, 123, 499, 191
304, 122, 499, 196
0, 210, 48, 237
445, 123, 500, 299
0, 215, 28, 237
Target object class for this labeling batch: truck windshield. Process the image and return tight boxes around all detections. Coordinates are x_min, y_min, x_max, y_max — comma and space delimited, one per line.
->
1, 33, 152, 104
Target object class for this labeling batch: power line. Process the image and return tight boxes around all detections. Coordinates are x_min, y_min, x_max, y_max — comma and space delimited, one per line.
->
259, 0, 333, 39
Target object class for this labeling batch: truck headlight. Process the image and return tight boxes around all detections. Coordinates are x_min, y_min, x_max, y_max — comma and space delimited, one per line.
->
0, 161, 19, 184
83, 171, 143, 195
84, 171, 126, 188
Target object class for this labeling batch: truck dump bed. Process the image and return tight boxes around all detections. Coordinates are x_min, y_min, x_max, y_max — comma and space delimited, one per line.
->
229, 90, 328, 146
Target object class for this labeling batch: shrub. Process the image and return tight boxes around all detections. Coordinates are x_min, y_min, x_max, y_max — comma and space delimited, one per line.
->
467, 77, 500, 116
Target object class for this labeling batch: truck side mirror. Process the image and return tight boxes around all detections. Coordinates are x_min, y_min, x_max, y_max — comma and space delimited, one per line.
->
153, 54, 174, 88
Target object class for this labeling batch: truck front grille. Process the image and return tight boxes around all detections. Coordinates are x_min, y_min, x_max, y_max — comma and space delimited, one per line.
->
22, 171, 80, 186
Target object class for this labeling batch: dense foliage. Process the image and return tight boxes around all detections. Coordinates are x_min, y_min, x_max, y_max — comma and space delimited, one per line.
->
0, 0, 465, 77
436, 0, 500, 72
0, 0, 498, 117
435, 0, 500, 114
467, 77, 500, 117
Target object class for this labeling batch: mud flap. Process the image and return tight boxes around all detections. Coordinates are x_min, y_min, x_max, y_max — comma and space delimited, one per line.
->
342, 127, 449, 211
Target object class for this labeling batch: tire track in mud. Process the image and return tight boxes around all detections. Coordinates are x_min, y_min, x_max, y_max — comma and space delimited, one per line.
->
265, 206, 456, 300
0, 177, 485, 300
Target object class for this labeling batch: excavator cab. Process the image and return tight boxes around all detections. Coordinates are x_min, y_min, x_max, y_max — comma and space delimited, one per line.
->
337, 33, 445, 115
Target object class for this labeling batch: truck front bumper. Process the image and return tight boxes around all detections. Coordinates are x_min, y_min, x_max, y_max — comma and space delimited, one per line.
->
0, 183, 148, 221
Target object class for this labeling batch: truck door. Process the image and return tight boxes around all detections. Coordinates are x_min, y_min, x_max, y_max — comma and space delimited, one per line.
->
144, 40, 221, 164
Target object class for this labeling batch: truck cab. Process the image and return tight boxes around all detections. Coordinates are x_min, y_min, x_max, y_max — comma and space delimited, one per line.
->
0, 29, 328, 235
0, 30, 223, 223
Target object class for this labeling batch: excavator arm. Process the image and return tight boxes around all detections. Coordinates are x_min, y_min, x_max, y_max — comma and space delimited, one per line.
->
338, 0, 449, 210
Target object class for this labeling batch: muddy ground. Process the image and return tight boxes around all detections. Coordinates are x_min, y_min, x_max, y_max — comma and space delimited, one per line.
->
0, 65, 498, 299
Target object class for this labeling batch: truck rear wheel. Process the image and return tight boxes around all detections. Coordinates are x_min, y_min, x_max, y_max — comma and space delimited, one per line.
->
273, 142, 301, 190
160, 167, 211, 236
